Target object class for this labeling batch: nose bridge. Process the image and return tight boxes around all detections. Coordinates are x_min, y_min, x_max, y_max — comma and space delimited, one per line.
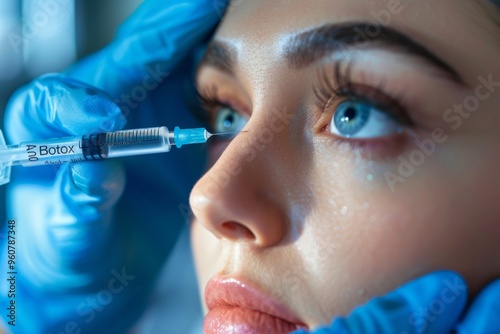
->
189, 106, 298, 247
215, 100, 298, 189
193, 108, 290, 206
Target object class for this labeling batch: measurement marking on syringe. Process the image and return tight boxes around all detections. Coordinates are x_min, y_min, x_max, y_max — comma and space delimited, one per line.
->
105, 129, 160, 146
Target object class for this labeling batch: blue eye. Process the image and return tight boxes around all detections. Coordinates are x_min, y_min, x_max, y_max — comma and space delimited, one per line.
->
214, 107, 248, 134
330, 99, 402, 139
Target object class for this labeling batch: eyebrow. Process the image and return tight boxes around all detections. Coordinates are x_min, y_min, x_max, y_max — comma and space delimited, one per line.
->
200, 22, 463, 84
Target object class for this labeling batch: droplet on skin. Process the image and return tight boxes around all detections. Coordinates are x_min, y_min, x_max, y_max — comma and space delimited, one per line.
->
340, 206, 348, 215
367, 174, 374, 181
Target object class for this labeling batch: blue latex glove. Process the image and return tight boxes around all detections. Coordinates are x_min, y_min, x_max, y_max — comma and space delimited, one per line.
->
455, 278, 500, 334
1, 0, 227, 333
295, 271, 500, 334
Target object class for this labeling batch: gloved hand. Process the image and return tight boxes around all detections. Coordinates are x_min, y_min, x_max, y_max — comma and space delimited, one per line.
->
295, 271, 500, 334
1, 0, 227, 333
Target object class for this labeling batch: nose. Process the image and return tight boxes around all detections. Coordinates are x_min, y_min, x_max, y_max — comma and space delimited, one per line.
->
189, 130, 289, 248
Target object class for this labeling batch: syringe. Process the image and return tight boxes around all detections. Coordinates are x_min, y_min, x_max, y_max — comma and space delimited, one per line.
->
0, 126, 231, 186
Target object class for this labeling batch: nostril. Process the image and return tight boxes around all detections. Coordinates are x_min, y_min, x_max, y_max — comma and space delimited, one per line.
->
221, 222, 255, 240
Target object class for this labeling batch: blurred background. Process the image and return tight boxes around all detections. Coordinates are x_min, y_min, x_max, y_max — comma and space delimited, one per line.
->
0, 0, 143, 223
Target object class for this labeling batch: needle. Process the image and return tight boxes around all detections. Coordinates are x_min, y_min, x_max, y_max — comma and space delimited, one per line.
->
206, 130, 248, 139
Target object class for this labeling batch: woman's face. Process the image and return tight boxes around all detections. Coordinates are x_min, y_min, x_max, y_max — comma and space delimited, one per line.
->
189, 0, 500, 332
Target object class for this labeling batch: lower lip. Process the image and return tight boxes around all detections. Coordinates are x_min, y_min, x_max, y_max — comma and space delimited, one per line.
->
204, 306, 301, 334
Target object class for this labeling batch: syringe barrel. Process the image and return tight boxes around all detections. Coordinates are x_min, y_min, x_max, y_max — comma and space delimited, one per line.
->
100, 126, 173, 158
8, 126, 174, 167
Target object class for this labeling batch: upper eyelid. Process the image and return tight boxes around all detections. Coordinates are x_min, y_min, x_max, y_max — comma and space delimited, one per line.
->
313, 60, 414, 127
196, 78, 254, 118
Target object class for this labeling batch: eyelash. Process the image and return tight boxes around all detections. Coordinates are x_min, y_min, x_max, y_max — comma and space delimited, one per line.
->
313, 61, 414, 128
196, 84, 221, 113
195, 84, 235, 132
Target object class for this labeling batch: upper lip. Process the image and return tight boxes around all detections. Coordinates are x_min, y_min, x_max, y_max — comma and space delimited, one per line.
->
205, 275, 305, 326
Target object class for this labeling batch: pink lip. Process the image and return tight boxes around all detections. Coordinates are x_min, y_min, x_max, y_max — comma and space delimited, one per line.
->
204, 276, 306, 334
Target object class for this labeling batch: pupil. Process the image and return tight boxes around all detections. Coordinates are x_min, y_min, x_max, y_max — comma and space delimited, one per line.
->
223, 114, 234, 128
343, 107, 357, 122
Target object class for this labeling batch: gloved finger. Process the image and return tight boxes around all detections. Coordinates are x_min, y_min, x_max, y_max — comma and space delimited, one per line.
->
294, 271, 468, 334
455, 279, 500, 334
4, 73, 126, 144
66, 0, 228, 94
49, 160, 126, 261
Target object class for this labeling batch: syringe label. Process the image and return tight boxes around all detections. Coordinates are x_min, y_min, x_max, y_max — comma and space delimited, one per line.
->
39, 145, 76, 155
25, 145, 77, 160
20, 139, 83, 166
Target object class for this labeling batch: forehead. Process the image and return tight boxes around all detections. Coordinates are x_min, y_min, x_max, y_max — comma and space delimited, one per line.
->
218, 0, 480, 36
217, 0, 484, 54
214, 0, 496, 78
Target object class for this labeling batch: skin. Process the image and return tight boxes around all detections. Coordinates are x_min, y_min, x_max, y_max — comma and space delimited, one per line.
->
189, 0, 500, 329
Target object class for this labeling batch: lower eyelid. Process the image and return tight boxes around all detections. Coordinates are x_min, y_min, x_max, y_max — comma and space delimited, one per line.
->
323, 125, 411, 161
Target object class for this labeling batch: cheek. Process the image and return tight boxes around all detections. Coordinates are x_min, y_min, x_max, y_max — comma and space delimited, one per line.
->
299, 143, 496, 316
